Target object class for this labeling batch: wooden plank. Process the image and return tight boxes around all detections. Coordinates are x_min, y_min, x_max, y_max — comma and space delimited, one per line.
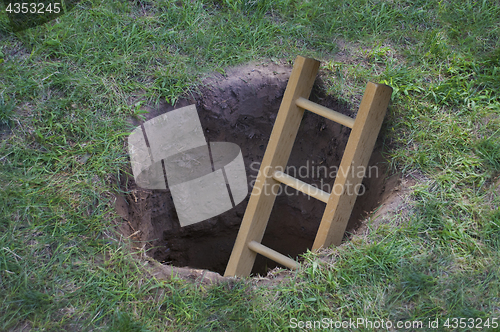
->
272, 171, 330, 203
312, 82, 393, 250
224, 56, 320, 277
247, 241, 299, 270
295, 97, 355, 128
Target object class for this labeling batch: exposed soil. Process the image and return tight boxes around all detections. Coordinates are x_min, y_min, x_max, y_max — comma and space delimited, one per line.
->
115, 60, 399, 276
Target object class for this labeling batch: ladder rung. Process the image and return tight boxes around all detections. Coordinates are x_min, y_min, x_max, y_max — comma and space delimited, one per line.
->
295, 97, 355, 129
247, 241, 299, 270
272, 170, 330, 203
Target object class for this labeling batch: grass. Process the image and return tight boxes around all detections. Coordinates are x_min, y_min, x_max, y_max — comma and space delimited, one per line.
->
1, 0, 500, 330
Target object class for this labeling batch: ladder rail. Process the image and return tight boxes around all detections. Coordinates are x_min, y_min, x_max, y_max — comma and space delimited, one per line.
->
224, 56, 321, 277
312, 82, 393, 250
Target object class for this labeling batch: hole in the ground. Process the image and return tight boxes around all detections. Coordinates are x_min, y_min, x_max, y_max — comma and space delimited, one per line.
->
115, 62, 397, 276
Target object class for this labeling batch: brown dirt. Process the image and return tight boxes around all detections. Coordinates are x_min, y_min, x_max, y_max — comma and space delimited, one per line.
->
115, 60, 400, 277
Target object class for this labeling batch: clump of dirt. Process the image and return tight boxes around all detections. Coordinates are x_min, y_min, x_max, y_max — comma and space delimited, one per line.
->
115, 60, 399, 276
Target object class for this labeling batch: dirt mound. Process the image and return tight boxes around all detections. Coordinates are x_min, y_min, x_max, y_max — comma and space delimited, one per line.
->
115, 61, 398, 276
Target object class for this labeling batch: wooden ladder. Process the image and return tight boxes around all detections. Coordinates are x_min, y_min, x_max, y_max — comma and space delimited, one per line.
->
224, 56, 393, 277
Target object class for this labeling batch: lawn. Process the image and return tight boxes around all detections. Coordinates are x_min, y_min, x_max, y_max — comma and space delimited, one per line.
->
1, 0, 499, 331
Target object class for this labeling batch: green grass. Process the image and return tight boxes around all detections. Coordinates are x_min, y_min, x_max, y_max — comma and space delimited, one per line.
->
1, 0, 500, 330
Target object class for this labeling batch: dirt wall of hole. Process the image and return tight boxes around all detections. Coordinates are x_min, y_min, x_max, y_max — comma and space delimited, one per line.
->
115, 61, 397, 276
